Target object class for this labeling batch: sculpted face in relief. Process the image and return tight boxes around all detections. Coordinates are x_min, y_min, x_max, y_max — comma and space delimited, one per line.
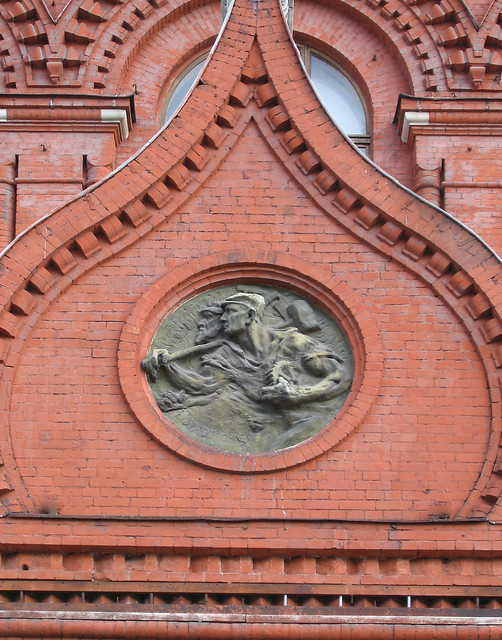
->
142, 286, 354, 454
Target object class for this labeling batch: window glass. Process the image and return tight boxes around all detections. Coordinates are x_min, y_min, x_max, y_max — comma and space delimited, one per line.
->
309, 54, 367, 136
163, 59, 205, 124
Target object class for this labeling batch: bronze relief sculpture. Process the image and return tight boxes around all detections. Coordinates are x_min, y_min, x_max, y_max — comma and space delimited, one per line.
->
142, 286, 354, 454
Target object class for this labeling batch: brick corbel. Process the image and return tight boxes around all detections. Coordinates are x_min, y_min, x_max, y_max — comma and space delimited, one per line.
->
414, 164, 441, 206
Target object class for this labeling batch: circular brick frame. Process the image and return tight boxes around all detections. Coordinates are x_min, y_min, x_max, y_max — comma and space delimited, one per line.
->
118, 252, 383, 473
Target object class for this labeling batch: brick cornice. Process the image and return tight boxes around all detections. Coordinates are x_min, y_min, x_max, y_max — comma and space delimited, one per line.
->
396, 95, 502, 144
0, 515, 500, 553
0, 93, 134, 140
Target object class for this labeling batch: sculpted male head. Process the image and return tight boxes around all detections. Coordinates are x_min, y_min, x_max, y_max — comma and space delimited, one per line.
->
220, 293, 266, 336
195, 304, 223, 344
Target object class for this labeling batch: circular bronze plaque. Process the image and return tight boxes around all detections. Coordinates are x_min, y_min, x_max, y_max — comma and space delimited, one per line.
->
142, 284, 354, 454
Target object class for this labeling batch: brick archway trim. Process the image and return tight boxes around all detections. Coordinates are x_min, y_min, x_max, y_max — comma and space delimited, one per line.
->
117, 253, 382, 472
4, 0, 502, 92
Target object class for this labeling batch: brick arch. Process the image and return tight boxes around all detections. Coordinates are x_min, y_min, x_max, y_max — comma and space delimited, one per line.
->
112, 0, 420, 180
0, 0, 129, 88
0, 0, 501, 516
0, 0, 46, 89
114, 4, 220, 165
301, 0, 448, 91
353, 0, 502, 90
154, 41, 214, 122
80, 0, 220, 92
3, 0, 501, 91
311, 0, 502, 90
118, 254, 383, 473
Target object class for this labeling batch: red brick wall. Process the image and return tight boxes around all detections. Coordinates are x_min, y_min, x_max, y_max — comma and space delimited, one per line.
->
0, 0, 444, 240
1, 0, 502, 635
8, 120, 491, 519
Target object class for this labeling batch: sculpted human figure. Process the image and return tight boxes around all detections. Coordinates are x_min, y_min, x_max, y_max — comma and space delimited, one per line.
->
143, 290, 352, 451
142, 304, 226, 410
216, 292, 351, 408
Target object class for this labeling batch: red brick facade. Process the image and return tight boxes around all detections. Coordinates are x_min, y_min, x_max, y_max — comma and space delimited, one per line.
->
0, 0, 502, 636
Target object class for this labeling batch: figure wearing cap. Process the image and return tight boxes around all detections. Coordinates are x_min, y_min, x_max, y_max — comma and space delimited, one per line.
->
214, 292, 351, 409
143, 290, 352, 451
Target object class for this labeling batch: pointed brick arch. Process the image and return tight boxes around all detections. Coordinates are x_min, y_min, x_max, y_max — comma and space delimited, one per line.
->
0, 0, 501, 519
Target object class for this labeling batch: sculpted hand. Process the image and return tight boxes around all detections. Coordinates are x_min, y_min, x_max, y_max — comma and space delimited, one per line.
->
141, 348, 170, 381
261, 377, 297, 405
262, 370, 350, 406
157, 388, 187, 411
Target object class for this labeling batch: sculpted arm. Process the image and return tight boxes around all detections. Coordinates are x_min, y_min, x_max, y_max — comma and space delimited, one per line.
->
261, 362, 350, 405
165, 362, 221, 395
141, 340, 223, 381
142, 345, 222, 412
261, 333, 351, 406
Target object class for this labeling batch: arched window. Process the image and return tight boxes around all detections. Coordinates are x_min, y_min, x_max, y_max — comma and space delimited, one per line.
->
162, 47, 370, 153
299, 46, 370, 154
162, 56, 206, 124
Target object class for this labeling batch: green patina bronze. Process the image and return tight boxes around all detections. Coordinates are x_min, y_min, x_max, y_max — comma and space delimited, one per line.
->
143, 285, 354, 454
